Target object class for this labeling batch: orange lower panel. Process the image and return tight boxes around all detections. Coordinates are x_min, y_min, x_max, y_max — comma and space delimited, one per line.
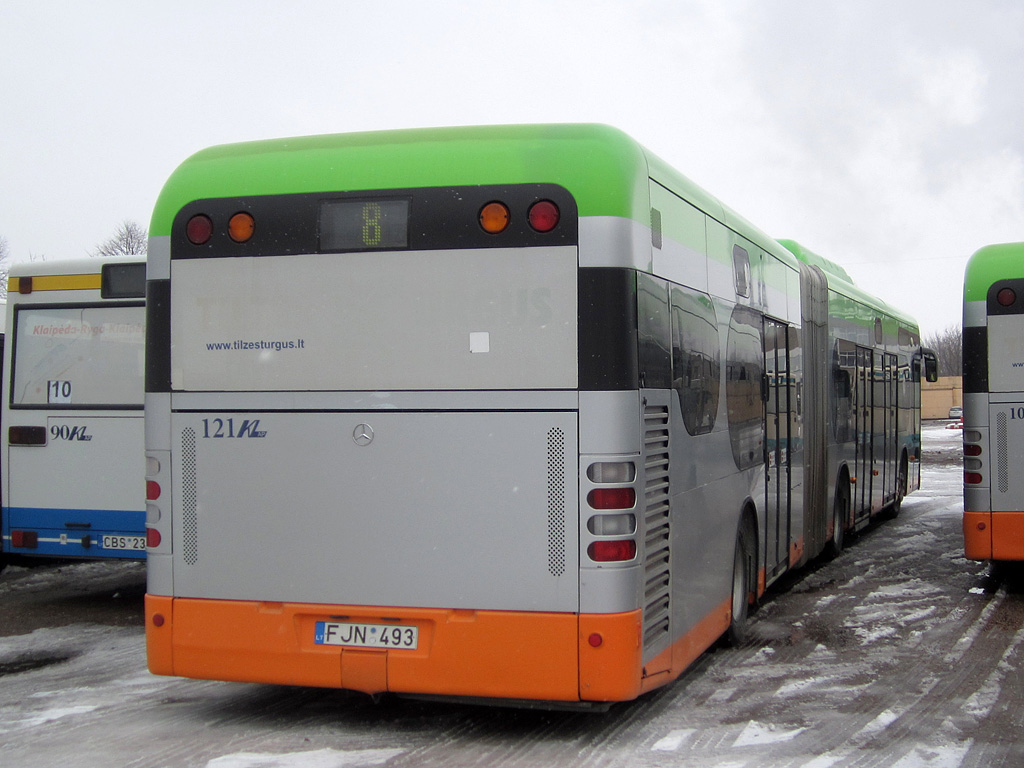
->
964, 511, 992, 560
148, 595, 642, 702
146, 596, 732, 703
965, 511, 1024, 561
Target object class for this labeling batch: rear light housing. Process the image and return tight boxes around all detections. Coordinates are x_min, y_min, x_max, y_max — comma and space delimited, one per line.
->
528, 200, 560, 232
965, 472, 983, 485
8, 426, 46, 445
587, 487, 636, 510
588, 540, 637, 562
12, 530, 38, 548
479, 202, 510, 234
186, 214, 214, 245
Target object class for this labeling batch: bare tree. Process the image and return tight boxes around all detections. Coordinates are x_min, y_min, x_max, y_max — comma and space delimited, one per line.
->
0, 235, 9, 301
923, 324, 962, 377
92, 220, 147, 258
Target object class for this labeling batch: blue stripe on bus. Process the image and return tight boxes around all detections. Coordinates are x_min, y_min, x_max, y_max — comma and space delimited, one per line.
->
4, 506, 145, 531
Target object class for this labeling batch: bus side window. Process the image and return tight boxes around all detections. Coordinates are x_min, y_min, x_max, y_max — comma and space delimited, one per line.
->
637, 273, 671, 389
671, 285, 720, 436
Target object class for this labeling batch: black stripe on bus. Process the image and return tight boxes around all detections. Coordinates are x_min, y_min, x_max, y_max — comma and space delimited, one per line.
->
170, 184, 578, 258
578, 268, 638, 391
146, 279, 171, 393
962, 325, 988, 394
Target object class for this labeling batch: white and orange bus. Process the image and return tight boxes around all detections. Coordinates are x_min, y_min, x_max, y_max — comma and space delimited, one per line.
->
144, 125, 935, 706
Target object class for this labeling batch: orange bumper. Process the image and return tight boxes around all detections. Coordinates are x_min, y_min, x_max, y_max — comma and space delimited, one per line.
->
146, 595, 656, 703
964, 511, 1024, 561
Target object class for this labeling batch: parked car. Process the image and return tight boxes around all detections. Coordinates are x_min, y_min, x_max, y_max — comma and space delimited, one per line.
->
949, 406, 963, 419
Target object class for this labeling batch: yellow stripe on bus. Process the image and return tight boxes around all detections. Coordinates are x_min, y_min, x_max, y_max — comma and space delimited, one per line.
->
9, 274, 103, 293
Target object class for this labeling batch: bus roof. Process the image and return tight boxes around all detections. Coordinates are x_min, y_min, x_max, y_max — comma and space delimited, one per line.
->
151, 123, 788, 268
778, 238, 918, 329
964, 242, 1024, 302
9, 255, 145, 278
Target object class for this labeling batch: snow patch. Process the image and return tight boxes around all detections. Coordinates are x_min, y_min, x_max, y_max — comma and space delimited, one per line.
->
860, 708, 900, 735
206, 748, 405, 768
650, 728, 695, 751
2, 704, 98, 732
733, 720, 806, 747
890, 742, 973, 767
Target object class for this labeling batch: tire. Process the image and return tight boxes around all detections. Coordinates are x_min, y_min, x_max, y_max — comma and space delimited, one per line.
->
825, 483, 848, 559
725, 524, 753, 647
883, 455, 908, 520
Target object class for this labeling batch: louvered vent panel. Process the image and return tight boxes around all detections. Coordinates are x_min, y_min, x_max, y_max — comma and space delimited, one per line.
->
642, 406, 671, 650
181, 428, 199, 565
996, 412, 1009, 495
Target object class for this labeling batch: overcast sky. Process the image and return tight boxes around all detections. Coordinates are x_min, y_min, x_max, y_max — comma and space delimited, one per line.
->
2, 0, 1021, 335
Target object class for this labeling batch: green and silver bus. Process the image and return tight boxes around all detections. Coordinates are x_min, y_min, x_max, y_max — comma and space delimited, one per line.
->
963, 242, 1024, 561
144, 124, 934, 706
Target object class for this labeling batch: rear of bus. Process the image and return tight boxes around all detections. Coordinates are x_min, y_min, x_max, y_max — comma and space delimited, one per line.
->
145, 125, 663, 704
1, 258, 147, 564
963, 242, 1024, 561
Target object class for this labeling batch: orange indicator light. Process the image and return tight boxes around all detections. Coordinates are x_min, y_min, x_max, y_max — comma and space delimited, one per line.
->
479, 202, 510, 233
228, 212, 255, 242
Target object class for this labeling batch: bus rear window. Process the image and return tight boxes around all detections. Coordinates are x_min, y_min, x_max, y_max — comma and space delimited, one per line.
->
11, 305, 145, 408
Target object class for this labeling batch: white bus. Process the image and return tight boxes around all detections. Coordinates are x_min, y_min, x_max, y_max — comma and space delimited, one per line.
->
1, 257, 147, 568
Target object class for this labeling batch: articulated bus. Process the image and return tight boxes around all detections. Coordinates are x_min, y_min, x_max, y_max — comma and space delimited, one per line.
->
1, 257, 147, 569
962, 242, 1024, 562
144, 124, 935, 706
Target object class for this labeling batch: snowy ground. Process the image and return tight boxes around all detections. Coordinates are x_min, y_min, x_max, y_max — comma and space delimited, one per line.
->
2, 423, 1021, 767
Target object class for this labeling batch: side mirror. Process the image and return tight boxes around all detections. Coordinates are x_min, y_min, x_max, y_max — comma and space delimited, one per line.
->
921, 348, 939, 383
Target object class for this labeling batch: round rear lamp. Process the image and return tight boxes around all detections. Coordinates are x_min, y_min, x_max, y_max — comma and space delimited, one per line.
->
228, 212, 255, 243
479, 202, 510, 234
528, 200, 559, 232
186, 214, 213, 245
997, 287, 1017, 307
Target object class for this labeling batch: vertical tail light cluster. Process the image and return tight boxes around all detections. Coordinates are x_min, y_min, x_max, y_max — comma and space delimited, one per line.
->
585, 461, 638, 562
145, 452, 170, 551
963, 428, 985, 486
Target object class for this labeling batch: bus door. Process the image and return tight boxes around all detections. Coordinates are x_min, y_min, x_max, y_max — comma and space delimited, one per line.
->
871, 352, 885, 512
884, 353, 898, 503
764, 319, 792, 580
854, 346, 873, 521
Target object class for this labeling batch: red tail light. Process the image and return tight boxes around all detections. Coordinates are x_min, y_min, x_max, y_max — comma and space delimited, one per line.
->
588, 488, 636, 510
147, 528, 162, 548
146, 480, 161, 500
588, 540, 637, 562
12, 530, 38, 548
964, 444, 982, 457
965, 472, 983, 485
186, 214, 213, 245
528, 200, 560, 232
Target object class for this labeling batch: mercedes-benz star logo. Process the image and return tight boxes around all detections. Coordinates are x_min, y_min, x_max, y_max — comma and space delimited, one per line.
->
352, 423, 374, 446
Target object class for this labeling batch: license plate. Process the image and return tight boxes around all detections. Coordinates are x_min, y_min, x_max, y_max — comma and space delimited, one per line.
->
314, 621, 418, 649
102, 535, 147, 551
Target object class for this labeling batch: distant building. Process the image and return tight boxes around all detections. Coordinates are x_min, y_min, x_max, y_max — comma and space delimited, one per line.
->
922, 376, 962, 420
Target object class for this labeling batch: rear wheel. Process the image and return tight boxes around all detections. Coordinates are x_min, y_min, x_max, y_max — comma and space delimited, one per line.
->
725, 522, 754, 646
825, 483, 848, 559
883, 455, 908, 520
